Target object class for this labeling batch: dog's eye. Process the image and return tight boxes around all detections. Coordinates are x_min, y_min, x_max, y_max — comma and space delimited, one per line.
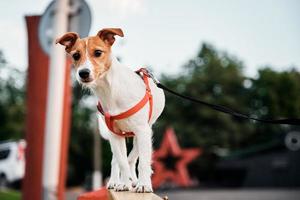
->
72, 52, 80, 61
94, 50, 102, 57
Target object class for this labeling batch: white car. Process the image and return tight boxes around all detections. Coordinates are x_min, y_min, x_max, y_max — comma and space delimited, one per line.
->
0, 140, 26, 188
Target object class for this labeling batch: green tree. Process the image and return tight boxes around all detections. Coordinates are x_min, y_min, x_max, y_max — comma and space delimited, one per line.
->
67, 81, 112, 186
245, 68, 300, 145
0, 50, 25, 141
153, 43, 300, 183
154, 43, 255, 151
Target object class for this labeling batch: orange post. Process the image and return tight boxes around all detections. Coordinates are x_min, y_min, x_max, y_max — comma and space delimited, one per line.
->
22, 15, 71, 200
23, 16, 49, 200
77, 188, 109, 200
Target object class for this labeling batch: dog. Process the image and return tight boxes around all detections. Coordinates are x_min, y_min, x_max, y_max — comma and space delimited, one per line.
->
56, 28, 165, 192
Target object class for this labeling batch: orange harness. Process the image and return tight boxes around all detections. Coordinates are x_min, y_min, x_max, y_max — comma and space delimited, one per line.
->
97, 68, 153, 137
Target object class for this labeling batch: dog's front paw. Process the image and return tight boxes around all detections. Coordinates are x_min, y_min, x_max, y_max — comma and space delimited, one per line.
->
133, 183, 153, 193
107, 182, 117, 190
131, 180, 138, 188
115, 183, 130, 192
107, 179, 119, 190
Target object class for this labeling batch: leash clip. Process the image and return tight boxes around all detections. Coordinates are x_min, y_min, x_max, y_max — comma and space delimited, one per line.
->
145, 68, 160, 85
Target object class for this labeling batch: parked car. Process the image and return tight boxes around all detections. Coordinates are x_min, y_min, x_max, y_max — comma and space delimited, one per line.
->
0, 140, 26, 188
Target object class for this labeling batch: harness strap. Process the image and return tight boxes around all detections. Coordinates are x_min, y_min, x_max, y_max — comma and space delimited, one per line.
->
97, 68, 153, 137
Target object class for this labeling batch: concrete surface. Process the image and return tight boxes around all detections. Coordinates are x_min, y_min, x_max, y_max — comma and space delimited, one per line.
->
157, 189, 300, 200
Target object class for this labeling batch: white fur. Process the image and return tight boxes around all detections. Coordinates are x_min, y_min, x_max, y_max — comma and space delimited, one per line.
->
74, 41, 95, 82
79, 55, 165, 192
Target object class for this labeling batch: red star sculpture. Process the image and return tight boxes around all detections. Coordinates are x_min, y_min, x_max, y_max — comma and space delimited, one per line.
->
152, 127, 202, 188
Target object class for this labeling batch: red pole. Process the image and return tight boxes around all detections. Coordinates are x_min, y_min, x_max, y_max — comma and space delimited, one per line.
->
23, 16, 49, 200
57, 59, 72, 200
22, 15, 71, 200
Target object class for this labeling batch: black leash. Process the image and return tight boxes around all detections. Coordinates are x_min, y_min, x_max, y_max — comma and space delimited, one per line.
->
142, 69, 300, 126
156, 83, 300, 125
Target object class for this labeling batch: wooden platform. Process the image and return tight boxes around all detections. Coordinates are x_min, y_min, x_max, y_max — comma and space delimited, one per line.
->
78, 188, 164, 200
110, 190, 163, 200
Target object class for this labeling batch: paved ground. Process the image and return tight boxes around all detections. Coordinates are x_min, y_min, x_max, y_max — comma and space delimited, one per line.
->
66, 188, 300, 200
157, 189, 300, 200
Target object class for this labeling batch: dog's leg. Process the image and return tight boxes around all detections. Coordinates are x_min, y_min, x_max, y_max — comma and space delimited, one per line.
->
107, 154, 120, 189
128, 137, 138, 187
119, 137, 135, 190
133, 126, 153, 193
110, 135, 132, 191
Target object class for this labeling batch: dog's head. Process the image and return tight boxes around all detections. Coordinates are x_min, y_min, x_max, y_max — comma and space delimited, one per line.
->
56, 28, 124, 86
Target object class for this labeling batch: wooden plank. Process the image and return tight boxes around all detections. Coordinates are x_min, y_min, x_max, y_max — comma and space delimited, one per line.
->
77, 188, 166, 200
109, 190, 163, 200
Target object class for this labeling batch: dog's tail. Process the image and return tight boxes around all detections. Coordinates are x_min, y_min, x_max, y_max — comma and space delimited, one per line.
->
97, 115, 110, 140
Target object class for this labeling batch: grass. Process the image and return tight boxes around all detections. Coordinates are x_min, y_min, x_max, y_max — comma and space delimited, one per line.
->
0, 189, 21, 200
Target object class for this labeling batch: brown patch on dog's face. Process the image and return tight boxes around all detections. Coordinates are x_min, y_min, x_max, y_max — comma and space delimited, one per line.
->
86, 36, 112, 78
56, 28, 124, 85
66, 37, 112, 80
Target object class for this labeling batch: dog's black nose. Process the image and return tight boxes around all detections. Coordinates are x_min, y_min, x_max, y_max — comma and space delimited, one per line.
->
79, 69, 90, 79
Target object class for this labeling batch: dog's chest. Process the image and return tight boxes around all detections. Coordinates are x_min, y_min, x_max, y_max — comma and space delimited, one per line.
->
114, 118, 134, 133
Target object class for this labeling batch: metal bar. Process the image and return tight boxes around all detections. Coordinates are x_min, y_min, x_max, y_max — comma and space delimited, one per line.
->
42, 0, 69, 199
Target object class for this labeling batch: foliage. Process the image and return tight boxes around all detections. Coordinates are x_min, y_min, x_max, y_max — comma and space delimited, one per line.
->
67, 82, 94, 186
153, 43, 300, 183
0, 190, 21, 200
154, 43, 254, 151
67, 80, 112, 186
0, 51, 25, 141
246, 67, 300, 145
154, 44, 300, 152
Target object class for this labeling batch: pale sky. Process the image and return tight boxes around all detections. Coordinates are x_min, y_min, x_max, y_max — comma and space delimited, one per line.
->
0, 0, 299, 77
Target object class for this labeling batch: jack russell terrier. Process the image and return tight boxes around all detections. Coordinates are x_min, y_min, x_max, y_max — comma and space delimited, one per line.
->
56, 28, 165, 192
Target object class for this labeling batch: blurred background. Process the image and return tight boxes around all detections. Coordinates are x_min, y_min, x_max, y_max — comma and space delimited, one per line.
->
0, 0, 300, 200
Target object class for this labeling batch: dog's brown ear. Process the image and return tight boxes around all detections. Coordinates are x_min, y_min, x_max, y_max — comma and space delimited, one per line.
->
97, 28, 124, 46
55, 32, 79, 52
